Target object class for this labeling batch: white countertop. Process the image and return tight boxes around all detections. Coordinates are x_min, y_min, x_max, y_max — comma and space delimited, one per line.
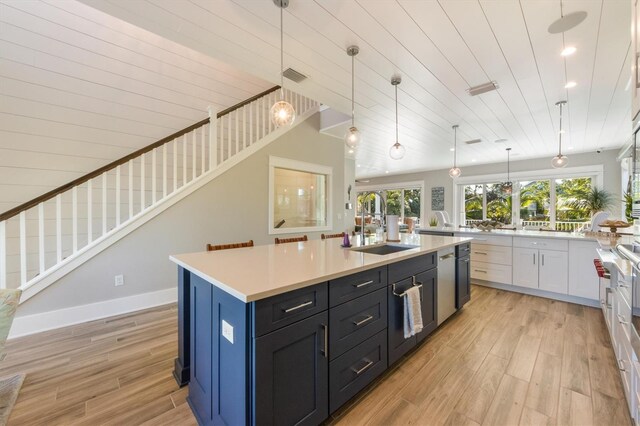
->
420, 226, 627, 242
170, 234, 471, 303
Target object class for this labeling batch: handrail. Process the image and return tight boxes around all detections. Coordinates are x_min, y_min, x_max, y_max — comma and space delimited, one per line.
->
217, 85, 280, 118
0, 85, 281, 222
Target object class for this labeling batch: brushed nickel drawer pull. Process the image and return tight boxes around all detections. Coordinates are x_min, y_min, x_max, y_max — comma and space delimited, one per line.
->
474, 269, 487, 273
283, 300, 313, 313
353, 280, 374, 288
618, 358, 626, 372
353, 315, 373, 327
352, 359, 374, 375
617, 314, 629, 325
474, 251, 487, 255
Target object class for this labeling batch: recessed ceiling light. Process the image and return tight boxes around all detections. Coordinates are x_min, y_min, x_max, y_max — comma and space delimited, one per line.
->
385, 170, 389, 174
559, 130, 566, 134
567, 146, 574, 150
357, 164, 361, 168
450, 148, 455, 152
348, 149, 354, 154
471, 159, 477, 162
565, 81, 577, 89
561, 46, 577, 56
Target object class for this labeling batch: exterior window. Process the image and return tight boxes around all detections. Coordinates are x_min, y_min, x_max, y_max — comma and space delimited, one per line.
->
404, 189, 421, 221
355, 185, 423, 230
485, 183, 512, 224
520, 180, 551, 228
386, 190, 402, 216
464, 184, 484, 223
555, 177, 592, 231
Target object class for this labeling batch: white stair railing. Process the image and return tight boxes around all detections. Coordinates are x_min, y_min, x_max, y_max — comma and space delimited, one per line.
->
0, 87, 318, 297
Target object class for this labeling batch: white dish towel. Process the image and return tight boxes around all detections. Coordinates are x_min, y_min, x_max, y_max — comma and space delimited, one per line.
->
403, 286, 423, 339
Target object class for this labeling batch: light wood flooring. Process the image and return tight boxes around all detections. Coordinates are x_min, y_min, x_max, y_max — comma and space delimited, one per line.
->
0, 285, 632, 425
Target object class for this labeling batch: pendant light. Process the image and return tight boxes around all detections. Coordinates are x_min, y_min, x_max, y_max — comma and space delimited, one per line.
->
504, 147, 512, 195
389, 76, 405, 160
270, 0, 295, 128
551, 100, 568, 168
449, 125, 461, 178
345, 46, 362, 149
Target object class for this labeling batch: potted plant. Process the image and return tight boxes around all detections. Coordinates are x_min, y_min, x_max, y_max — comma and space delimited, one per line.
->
570, 187, 616, 217
624, 192, 633, 223
429, 216, 438, 227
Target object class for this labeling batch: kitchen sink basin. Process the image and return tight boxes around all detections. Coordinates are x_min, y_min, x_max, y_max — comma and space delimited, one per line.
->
351, 244, 419, 255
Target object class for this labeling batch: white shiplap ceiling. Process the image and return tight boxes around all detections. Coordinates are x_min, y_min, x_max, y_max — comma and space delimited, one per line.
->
0, 0, 274, 211
77, 0, 632, 179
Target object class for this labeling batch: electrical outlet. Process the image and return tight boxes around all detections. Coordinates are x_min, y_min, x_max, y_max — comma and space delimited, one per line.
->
114, 275, 124, 286
222, 320, 234, 344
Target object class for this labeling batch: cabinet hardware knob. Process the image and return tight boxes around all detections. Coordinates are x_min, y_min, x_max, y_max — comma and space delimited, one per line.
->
283, 300, 313, 313
351, 359, 374, 375
353, 315, 374, 327
353, 280, 374, 288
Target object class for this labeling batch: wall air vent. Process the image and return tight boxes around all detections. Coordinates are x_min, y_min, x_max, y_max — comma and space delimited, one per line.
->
465, 139, 482, 145
467, 81, 499, 96
283, 68, 307, 83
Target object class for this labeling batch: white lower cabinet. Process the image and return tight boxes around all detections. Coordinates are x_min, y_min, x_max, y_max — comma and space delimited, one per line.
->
512, 247, 568, 293
568, 241, 600, 299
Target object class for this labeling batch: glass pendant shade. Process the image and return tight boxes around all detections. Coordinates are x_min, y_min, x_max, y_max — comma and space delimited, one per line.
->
345, 126, 361, 149
449, 167, 461, 178
389, 141, 405, 160
270, 99, 295, 128
551, 154, 568, 168
271, 1, 295, 128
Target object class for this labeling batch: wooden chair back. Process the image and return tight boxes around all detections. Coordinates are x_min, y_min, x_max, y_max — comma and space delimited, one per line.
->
206, 240, 254, 251
274, 235, 308, 244
321, 232, 345, 240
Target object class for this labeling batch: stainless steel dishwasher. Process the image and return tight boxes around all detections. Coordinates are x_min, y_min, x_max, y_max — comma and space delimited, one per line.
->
437, 247, 456, 325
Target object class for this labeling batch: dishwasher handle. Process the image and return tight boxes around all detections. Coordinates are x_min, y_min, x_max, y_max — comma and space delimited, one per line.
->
439, 253, 455, 261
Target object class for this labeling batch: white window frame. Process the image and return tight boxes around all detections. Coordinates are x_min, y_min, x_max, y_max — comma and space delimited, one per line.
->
356, 180, 425, 225
453, 165, 604, 228
268, 156, 333, 235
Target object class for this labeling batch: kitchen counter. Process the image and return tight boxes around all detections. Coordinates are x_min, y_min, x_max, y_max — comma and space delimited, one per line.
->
419, 226, 605, 240
170, 233, 470, 302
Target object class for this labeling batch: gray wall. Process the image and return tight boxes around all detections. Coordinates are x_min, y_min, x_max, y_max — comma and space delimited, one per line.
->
357, 149, 622, 223
18, 113, 355, 316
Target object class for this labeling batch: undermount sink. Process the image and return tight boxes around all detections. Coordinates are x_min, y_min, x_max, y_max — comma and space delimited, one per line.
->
351, 244, 419, 255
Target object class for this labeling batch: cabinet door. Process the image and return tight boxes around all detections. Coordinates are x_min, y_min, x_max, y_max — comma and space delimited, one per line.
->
512, 247, 539, 288
633, 0, 640, 122
416, 268, 437, 343
456, 256, 471, 309
254, 312, 328, 426
538, 250, 568, 294
387, 276, 416, 366
568, 241, 599, 300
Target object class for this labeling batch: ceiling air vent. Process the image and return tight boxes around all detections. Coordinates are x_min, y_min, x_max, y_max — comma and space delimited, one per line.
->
467, 81, 499, 96
282, 68, 307, 83
494, 138, 508, 144
465, 139, 482, 145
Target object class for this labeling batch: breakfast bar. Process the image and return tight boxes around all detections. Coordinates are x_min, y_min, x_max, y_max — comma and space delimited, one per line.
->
170, 234, 471, 425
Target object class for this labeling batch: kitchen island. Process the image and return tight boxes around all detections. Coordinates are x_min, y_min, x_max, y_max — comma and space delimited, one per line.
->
170, 234, 471, 426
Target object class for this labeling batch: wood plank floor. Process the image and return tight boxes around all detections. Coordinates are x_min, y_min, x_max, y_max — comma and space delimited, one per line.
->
0, 285, 631, 425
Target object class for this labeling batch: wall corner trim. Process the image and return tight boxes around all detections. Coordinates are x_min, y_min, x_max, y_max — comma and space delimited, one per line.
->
9, 287, 177, 339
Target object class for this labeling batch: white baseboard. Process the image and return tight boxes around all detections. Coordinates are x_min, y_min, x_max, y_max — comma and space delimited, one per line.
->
9, 287, 177, 339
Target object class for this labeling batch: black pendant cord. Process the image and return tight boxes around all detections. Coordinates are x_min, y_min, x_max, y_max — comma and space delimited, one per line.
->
453, 126, 457, 168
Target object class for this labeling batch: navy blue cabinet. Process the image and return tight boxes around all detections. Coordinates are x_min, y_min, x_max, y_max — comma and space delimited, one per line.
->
254, 312, 328, 426
388, 264, 438, 365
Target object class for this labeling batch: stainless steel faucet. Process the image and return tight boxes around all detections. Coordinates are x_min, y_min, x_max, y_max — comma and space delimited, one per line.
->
358, 191, 386, 246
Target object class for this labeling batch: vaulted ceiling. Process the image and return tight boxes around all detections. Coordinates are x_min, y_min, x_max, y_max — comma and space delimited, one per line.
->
78, 0, 631, 179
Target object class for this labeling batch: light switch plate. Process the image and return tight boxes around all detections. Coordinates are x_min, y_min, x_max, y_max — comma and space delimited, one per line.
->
221, 320, 234, 344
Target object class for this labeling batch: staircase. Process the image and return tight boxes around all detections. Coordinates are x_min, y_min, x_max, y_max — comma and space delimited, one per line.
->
0, 87, 319, 302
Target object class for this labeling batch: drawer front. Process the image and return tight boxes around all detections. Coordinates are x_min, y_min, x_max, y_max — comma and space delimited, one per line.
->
329, 330, 387, 413
459, 233, 512, 247
329, 288, 387, 359
456, 243, 471, 258
470, 260, 512, 284
388, 252, 436, 283
513, 236, 568, 251
616, 290, 632, 342
329, 267, 387, 307
617, 336, 633, 406
253, 283, 328, 337
470, 243, 513, 266
617, 274, 632, 307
